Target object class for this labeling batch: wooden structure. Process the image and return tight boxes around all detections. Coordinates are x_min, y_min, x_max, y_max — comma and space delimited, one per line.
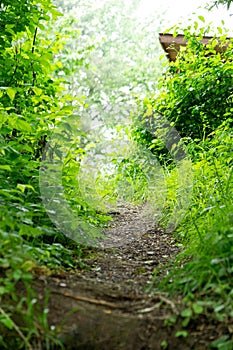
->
159, 33, 231, 61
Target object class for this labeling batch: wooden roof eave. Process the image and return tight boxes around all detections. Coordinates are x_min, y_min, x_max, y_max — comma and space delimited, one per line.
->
159, 33, 232, 62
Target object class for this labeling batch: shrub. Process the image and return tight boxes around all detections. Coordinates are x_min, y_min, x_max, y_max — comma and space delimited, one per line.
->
130, 26, 233, 164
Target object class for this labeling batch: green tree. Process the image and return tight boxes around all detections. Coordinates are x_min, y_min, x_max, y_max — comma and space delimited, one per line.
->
210, 0, 233, 9
0, 1, 91, 347
53, 0, 165, 125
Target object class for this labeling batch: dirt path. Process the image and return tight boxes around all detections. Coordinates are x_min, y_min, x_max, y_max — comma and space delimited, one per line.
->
26, 204, 231, 349
81, 203, 179, 294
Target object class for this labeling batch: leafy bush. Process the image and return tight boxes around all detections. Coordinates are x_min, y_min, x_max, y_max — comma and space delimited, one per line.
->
0, 0, 102, 347
128, 22, 233, 324
130, 26, 233, 165
156, 30, 233, 140
156, 99, 233, 322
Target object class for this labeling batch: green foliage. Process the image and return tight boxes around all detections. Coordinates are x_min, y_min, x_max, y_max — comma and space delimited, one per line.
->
45, 0, 168, 217
53, 0, 164, 126
0, 0, 97, 347
210, 0, 233, 9
1, 2, 232, 347
158, 33, 233, 140
125, 19, 233, 330
211, 335, 233, 350
130, 25, 233, 165
129, 96, 175, 165
0, 230, 64, 349
156, 117, 233, 322
111, 142, 161, 203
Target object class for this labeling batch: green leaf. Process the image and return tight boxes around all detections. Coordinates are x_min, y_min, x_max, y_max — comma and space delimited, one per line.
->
0, 165, 11, 171
163, 316, 177, 326
193, 303, 203, 314
6, 88, 16, 101
50, 8, 63, 19
210, 336, 232, 350
37, 23, 45, 30
161, 340, 168, 349
181, 308, 193, 318
0, 286, 7, 295
175, 331, 188, 338
0, 111, 8, 126
33, 87, 43, 96
0, 317, 14, 330
198, 15, 205, 23
13, 269, 22, 281
17, 184, 35, 193
14, 118, 32, 132
182, 317, 190, 327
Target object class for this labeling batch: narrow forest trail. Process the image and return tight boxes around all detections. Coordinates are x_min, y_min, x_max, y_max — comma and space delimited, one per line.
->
30, 204, 229, 350
80, 203, 179, 294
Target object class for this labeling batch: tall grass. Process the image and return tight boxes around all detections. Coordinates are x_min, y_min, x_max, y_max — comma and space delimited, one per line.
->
157, 120, 233, 320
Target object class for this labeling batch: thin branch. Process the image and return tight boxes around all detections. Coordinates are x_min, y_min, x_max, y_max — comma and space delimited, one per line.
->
159, 295, 179, 315
7, 45, 20, 86
0, 307, 33, 350
32, 27, 38, 54
31, 27, 38, 86
52, 291, 123, 309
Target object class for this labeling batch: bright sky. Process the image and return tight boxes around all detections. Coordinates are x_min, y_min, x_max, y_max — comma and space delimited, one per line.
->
135, 0, 233, 35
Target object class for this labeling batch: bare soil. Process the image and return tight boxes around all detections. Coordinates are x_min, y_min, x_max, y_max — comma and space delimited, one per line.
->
18, 204, 233, 349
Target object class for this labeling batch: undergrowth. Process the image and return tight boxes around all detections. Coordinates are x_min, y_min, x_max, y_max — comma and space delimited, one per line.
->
0, 1, 107, 348
144, 24, 233, 348
158, 121, 233, 311
129, 21, 233, 348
